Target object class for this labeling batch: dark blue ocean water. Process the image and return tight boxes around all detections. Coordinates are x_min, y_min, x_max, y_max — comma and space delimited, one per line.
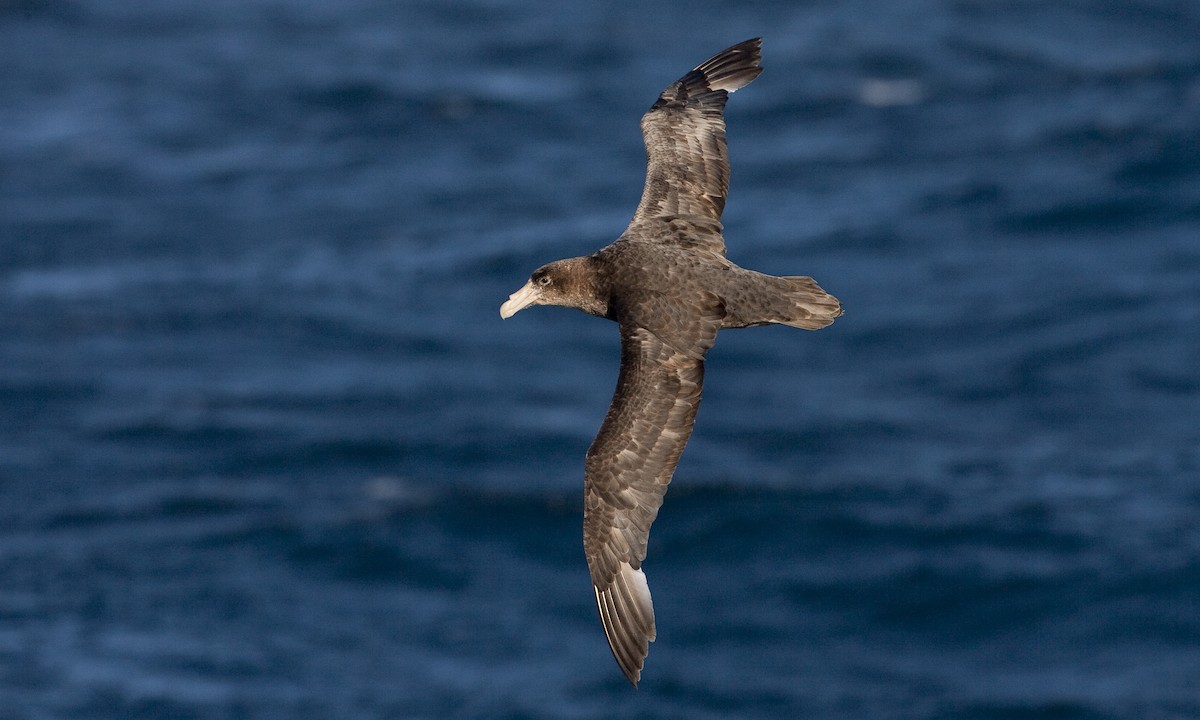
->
2, 1, 1199, 718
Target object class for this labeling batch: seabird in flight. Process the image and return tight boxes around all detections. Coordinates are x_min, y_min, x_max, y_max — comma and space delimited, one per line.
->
500, 38, 842, 686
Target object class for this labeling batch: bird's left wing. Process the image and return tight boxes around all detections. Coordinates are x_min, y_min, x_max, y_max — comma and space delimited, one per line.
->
582, 297, 722, 685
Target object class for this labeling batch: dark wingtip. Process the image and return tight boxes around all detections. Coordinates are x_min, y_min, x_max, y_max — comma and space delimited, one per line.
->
651, 37, 765, 111
624, 665, 641, 688
693, 37, 763, 94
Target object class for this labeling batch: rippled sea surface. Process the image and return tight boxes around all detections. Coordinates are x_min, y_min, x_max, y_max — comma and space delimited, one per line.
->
3, 1, 1199, 718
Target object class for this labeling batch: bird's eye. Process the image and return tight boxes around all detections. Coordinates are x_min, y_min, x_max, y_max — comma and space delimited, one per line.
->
538, 275, 552, 286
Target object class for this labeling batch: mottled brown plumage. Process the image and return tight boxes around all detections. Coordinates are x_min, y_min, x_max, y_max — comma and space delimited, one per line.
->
500, 38, 842, 686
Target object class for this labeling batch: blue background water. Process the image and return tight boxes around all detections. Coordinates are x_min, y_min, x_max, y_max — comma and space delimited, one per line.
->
2, 1, 1199, 718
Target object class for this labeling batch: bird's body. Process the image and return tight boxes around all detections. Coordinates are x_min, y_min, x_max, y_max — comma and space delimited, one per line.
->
500, 38, 841, 685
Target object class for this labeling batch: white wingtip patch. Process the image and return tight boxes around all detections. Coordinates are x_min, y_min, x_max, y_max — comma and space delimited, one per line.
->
594, 562, 659, 685
622, 563, 656, 642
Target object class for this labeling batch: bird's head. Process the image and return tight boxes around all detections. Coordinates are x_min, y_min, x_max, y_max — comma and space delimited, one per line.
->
500, 257, 605, 319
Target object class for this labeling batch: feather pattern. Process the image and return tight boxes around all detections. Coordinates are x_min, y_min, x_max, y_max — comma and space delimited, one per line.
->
630, 38, 763, 256
583, 293, 722, 685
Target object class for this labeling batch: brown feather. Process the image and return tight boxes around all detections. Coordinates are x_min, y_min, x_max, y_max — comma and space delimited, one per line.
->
630, 38, 764, 253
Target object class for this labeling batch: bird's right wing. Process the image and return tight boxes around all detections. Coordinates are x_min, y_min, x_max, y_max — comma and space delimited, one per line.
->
627, 38, 763, 255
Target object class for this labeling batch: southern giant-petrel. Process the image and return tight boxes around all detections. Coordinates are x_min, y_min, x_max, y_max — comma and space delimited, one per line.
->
500, 38, 842, 685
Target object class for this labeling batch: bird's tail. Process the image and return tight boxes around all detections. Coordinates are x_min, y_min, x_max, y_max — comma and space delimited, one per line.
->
718, 273, 842, 331
778, 276, 842, 330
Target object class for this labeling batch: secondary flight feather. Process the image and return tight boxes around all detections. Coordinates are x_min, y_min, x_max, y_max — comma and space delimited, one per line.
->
500, 38, 842, 686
